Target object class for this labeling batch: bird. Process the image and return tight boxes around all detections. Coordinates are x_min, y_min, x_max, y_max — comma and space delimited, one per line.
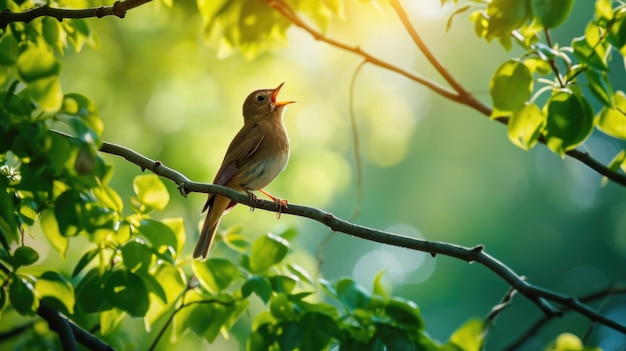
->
193, 83, 295, 260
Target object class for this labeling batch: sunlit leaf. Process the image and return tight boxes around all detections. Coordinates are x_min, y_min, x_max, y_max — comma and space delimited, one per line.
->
162, 217, 185, 256
372, 269, 390, 299
490, 60, 533, 112
447, 318, 484, 351
544, 90, 594, 156
145, 262, 186, 330
99, 308, 126, 335
93, 185, 124, 213
446, 5, 471, 32
250, 233, 289, 273
545, 332, 601, 351
287, 263, 314, 286
193, 257, 240, 292
507, 103, 546, 150
17, 46, 60, 82
531, 0, 574, 28
133, 174, 169, 211
24, 76, 64, 112
584, 69, 613, 107
35, 271, 75, 315
596, 91, 626, 139
40, 209, 69, 258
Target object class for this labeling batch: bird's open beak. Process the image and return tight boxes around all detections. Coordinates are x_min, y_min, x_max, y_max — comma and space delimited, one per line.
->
272, 82, 296, 106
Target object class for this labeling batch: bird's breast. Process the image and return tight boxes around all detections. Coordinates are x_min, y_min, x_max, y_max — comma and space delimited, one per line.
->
239, 150, 289, 190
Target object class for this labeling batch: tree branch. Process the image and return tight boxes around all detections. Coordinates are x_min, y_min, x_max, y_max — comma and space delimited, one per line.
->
50, 129, 626, 335
0, 0, 152, 29
503, 285, 626, 350
268, 0, 626, 187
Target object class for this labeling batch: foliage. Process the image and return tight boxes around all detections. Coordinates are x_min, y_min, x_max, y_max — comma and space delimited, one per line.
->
0, 0, 622, 350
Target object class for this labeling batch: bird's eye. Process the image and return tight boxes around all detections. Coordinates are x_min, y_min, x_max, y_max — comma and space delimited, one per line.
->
256, 95, 265, 102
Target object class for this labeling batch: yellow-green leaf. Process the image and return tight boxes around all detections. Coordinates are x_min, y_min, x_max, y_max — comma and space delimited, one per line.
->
35, 271, 75, 315
448, 318, 484, 351
40, 209, 69, 259
490, 60, 533, 112
596, 91, 626, 139
133, 174, 169, 211
508, 103, 546, 150
17, 46, 60, 82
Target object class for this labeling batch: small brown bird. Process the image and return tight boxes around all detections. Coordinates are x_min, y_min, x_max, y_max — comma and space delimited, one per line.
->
193, 83, 295, 260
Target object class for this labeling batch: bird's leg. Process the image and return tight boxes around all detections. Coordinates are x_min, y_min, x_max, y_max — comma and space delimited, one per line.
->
258, 189, 288, 219
245, 189, 259, 212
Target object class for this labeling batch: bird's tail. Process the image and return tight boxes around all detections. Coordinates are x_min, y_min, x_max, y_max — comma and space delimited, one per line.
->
193, 195, 230, 260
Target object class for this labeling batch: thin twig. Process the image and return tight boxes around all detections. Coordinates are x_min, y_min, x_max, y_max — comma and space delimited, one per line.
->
348, 60, 366, 219
50, 130, 626, 335
0, 0, 152, 28
503, 285, 626, 350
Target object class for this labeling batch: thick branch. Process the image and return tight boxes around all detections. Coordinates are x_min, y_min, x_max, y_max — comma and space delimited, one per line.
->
50, 130, 626, 335
0, 0, 152, 28
269, 0, 626, 187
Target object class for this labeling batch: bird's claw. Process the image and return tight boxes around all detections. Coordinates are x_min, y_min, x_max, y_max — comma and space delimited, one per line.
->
248, 192, 259, 212
274, 198, 288, 219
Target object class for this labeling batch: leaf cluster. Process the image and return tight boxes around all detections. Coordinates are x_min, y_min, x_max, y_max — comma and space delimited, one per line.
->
447, 0, 626, 173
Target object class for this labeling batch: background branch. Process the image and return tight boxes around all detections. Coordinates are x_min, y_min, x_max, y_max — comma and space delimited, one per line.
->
0, 0, 152, 28
268, 0, 626, 187
50, 129, 626, 335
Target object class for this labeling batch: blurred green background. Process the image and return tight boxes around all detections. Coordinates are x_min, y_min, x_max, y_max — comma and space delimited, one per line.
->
42, 0, 626, 349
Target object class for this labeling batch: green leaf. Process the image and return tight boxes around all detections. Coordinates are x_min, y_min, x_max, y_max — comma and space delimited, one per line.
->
138, 271, 167, 303
250, 232, 290, 272
145, 262, 186, 330
121, 240, 153, 274
0, 35, 19, 65
609, 15, 626, 50
93, 185, 123, 213
13, 246, 39, 268
270, 293, 298, 320
17, 46, 60, 82
385, 297, 423, 329
523, 56, 552, 75
483, 0, 530, 40
276, 321, 302, 351
75, 269, 112, 313
136, 218, 178, 254
544, 90, 594, 156
72, 248, 99, 278
269, 275, 297, 294
372, 269, 391, 299
584, 68, 613, 107
299, 311, 339, 351
35, 271, 75, 315
596, 91, 626, 139
446, 5, 471, 32
133, 174, 169, 211
25, 76, 64, 112
545, 332, 601, 351
162, 217, 185, 256
336, 278, 371, 310
531, 0, 574, 28
9, 277, 38, 315
447, 318, 484, 351
490, 60, 533, 112
608, 150, 626, 173
222, 232, 250, 252
104, 269, 150, 317
192, 257, 240, 292
287, 263, 314, 285
99, 308, 126, 335
40, 209, 69, 258
54, 191, 83, 237
507, 103, 546, 150
42, 17, 62, 52
572, 25, 609, 72
0, 178, 19, 246
242, 275, 272, 303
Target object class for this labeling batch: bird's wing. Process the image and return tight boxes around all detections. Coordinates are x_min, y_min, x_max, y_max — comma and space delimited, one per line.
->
202, 131, 264, 214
